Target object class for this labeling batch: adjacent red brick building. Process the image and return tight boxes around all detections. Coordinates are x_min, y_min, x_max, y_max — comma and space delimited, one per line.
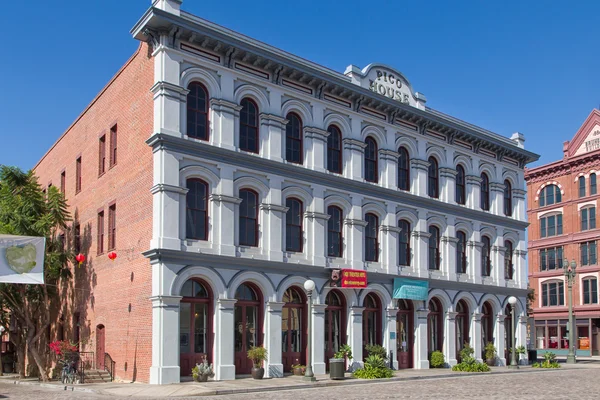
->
526, 109, 600, 356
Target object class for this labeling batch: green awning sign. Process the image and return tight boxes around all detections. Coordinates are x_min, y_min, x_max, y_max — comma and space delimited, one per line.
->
393, 278, 428, 301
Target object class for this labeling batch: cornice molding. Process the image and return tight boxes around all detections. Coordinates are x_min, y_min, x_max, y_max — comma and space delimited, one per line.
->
209, 194, 242, 204
150, 183, 188, 195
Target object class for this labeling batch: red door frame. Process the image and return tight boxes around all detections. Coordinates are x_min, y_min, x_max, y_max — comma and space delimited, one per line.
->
96, 325, 105, 370
428, 298, 443, 354
281, 286, 307, 372
397, 300, 414, 369
324, 290, 346, 370
455, 300, 470, 361
481, 301, 494, 360
234, 283, 263, 375
362, 293, 382, 357
180, 279, 213, 376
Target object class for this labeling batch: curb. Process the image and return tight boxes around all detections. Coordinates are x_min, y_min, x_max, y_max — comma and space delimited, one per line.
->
12, 380, 98, 394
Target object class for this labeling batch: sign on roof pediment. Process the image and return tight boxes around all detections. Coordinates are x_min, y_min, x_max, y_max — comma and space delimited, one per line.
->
567, 109, 600, 157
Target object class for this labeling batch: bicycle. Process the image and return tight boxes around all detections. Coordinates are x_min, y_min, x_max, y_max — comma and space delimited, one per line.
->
58, 358, 78, 384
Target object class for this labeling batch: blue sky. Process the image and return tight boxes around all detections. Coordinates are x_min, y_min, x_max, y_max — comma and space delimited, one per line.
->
1, 0, 599, 170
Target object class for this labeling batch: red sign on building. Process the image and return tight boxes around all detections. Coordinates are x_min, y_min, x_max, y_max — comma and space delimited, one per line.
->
330, 269, 367, 288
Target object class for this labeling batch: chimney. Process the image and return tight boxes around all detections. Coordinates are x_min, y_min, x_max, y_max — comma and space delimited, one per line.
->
511, 132, 525, 149
153, 0, 182, 15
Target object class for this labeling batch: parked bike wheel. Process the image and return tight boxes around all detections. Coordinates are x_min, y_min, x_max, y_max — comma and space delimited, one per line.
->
61, 369, 68, 384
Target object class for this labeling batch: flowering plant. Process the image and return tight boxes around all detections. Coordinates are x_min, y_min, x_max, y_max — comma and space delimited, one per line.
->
49, 340, 78, 356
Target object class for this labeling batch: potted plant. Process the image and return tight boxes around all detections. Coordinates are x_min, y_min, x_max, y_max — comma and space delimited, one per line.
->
192, 355, 214, 382
330, 344, 352, 380
515, 345, 527, 365
247, 346, 268, 379
290, 359, 306, 376
484, 342, 497, 366
429, 350, 445, 368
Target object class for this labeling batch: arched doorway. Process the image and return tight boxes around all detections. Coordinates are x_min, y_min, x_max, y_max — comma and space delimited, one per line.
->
455, 300, 470, 361
179, 279, 213, 376
282, 287, 306, 372
95, 325, 105, 370
234, 283, 263, 374
481, 302, 494, 360
324, 290, 346, 370
504, 304, 513, 362
428, 298, 443, 356
363, 293, 382, 356
397, 299, 413, 369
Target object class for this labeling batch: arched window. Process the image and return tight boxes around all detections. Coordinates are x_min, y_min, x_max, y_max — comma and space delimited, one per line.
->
583, 277, 598, 304
581, 206, 596, 231
186, 179, 208, 240
539, 184, 561, 207
398, 219, 411, 266
327, 206, 343, 258
456, 165, 466, 205
455, 300, 469, 360
579, 176, 586, 198
286, 113, 303, 164
480, 173, 490, 210
285, 198, 303, 252
239, 189, 258, 247
186, 82, 209, 140
364, 137, 378, 183
456, 231, 467, 274
428, 298, 443, 353
428, 157, 439, 198
239, 98, 259, 153
481, 301, 493, 359
327, 125, 342, 174
365, 213, 379, 262
282, 286, 306, 371
325, 290, 346, 365
428, 226, 440, 270
363, 293, 382, 350
481, 236, 491, 276
541, 280, 564, 306
505, 240, 514, 280
398, 147, 410, 191
180, 279, 212, 370
591, 173, 597, 195
504, 180, 512, 216
234, 283, 263, 373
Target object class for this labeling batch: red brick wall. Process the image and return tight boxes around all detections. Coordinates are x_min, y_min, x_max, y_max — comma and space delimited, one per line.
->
34, 42, 154, 382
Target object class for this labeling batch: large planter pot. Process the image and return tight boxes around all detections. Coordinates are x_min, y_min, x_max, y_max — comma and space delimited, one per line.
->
194, 374, 209, 382
293, 367, 305, 376
527, 349, 537, 364
486, 358, 495, 367
329, 358, 345, 380
251, 367, 264, 379
2, 362, 13, 374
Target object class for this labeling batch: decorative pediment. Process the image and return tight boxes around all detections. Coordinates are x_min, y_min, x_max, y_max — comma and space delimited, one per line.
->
566, 109, 600, 158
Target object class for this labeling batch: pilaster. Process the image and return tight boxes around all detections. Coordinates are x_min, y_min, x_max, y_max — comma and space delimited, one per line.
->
210, 194, 242, 256
349, 306, 365, 371
305, 211, 330, 266
439, 167, 458, 204
386, 308, 399, 370
490, 182, 505, 216
379, 149, 399, 189
260, 113, 287, 162
471, 312, 483, 363
210, 98, 242, 151
265, 302, 285, 378
215, 299, 237, 380
415, 308, 429, 369
150, 295, 182, 384
445, 311, 458, 366
343, 138, 367, 181
466, 174, 482, 211
305, 127, 330, 172
411, 158, 430, 197
311, 303, 327, 375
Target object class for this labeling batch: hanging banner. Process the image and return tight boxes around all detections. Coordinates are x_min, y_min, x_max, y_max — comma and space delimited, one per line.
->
329, 269, 367, 289
393, 278, 428, 301
0, 234, 45, 284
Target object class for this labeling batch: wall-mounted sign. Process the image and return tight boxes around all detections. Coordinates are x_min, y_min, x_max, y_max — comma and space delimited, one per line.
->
329, 269, 367, 289
393, 278, 428, 301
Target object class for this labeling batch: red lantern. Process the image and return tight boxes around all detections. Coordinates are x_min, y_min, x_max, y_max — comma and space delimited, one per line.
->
75, 253, 85, 267
108, 251, 117, 261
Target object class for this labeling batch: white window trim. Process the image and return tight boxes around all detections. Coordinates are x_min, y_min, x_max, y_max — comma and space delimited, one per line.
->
579, 272, 599, 305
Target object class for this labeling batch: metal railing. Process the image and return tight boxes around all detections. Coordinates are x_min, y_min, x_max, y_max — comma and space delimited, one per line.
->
78, 352, 95, 384
104, 353, 115, 382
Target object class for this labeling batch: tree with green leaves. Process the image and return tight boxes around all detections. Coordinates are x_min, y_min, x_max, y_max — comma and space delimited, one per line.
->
0, 165, 71, 381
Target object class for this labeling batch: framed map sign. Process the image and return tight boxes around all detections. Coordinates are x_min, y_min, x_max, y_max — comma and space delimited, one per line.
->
0, 234, 46, 284
393, 278, 428, 301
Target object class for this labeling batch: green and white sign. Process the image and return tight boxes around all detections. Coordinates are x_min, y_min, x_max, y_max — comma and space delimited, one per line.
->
393, 278, 429, 301
0, 234, 45, 284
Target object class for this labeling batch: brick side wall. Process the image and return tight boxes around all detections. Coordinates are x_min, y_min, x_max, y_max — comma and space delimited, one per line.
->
33, 42, 154, 382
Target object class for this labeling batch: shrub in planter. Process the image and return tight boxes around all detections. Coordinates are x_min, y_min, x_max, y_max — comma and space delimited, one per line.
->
247, 346, 268, 379
364, 344, 388, 360
532, 352, 561, 369
192, 355, 215, 382
290, 362, 306, 376
352, 355, 393, 379
451, 343, 490, 372
484, 342, 497, 366
429, 350, 445, 368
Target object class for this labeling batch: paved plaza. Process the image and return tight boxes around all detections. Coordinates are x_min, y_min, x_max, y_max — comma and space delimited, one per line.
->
1, 366, 600, 399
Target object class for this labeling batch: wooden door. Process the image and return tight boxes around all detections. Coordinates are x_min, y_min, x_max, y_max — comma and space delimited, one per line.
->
281, 288, 306, 372
233, 283, 261, 375
397, 300, 413, 369
96, 325, 105, 370
324, 290, 345, 370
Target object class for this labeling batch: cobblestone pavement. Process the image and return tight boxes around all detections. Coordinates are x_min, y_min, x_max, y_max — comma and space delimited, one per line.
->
1, 369, 599, 399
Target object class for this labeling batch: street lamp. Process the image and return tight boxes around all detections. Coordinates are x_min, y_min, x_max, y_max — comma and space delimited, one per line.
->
564, 258, 577, 364
507, 296, 518, 369
303, 279, 316, 381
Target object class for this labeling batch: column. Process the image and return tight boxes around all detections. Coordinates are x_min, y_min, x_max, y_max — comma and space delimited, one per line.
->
412, 209, 430, 278
466, 175, 482, 210
152, 35, 183, 137
439, 167, 457, 204
496, 314, 507, 366
349, 306, 365, 371
492, 245, 506, 287
265, 302, 285, 378
210, 99, 241, 151
260, 204, 287, 262
445, 311, 458, 367
410, 159, 429, 197
381, 225, 401, 274
211, 165, 239, 257
441, 236, 459, 282
306, 211, 329, 266
517, 314, 528, 365
305, 127, 329, 173
490, 182, 504, 215
259, 114, 287, 162
311, 303, 327, 375
343, 138, 367, 180
379, 149, 399, 189
515, 249, 528, 289
149, 295, 182, 384
386, 308, 399, 370
214, 299, 237, 380
471, 312, 483, 363
151, 150, 183, 250
415, 308, 429, 369
346, 194, 366, 269
513, 188, 527, 221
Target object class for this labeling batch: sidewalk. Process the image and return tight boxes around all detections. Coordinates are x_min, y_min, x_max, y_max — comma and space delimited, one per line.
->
8, 362, 597, 398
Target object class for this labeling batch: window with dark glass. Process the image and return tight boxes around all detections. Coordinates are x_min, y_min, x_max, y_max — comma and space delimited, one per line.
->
579, 176, 586, 198
239, 189, 258, 247
581, 241, 597, 266
456, 165, 466, 205
109, 124, 118, 167
456, 231, 467, 273
541, 281, 564, 306
186, 179, 208, 240
108, 204, 116, 250
540, 246, 564, 271
539, 184, 561, 207
98, 135, 106, 176
365, 213, 379, 262
398, 147, 410, 191
285, 113, 303, 164
75, 157, 82, 194
540, 214, 563, 238
481, 236, 491, 276
73, 223, 81, 254
583, 278, 598, 304
398, 219, 411, 266
428, 157, 439, 198
591, 173, 597, 195
504, 180, 512, 216
187, 82, 209, 140
480, 173, 490, 210
581, 207, 596, 231
364, 137, 378, 183
60, 171, 66, 195
285, 198, 303, 252
239, 98, 259, 153
428, 226, 440, 270
327, 206, 343, 258
505, 240, 514, 280
327, 125, 342, 174
97, 210, 104, 255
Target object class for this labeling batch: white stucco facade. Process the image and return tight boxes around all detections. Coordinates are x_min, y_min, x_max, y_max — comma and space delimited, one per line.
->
138, 0, 539, 384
